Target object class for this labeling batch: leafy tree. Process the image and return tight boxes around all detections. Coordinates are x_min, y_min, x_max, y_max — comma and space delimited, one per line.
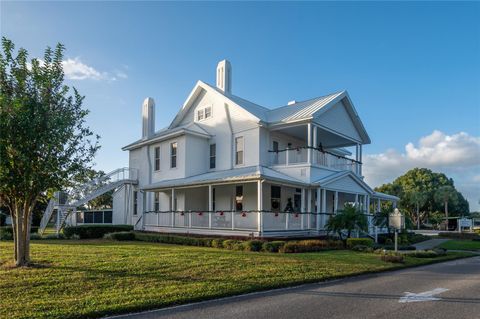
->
375, 168, 469, 227
404, 191, 428, 229
434, 185, 458, 230
326, 203, 368, 240
0, 38, 99, 266
373, 206, 392, 234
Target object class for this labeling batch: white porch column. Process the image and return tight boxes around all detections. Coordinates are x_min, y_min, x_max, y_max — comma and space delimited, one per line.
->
377, 198, 381, 213
355, 194, 359, 208
307, 122, 312, 164
307, 189, 312, 229
359, 144, 363, 176
321, 189, 327, 228
366, 195, 370, 215
171, 188, 175, 227
355, 144, 360, 175
301, 188, 306, 229
208, 185, 213, 229
257, 180, 263, 234
316, 188, 321, 231
312, 125, 318, 164
334, 191, 338, 214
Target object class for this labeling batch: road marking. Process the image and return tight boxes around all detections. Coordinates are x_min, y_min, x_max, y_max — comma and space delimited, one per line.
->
399, 288, 449, 303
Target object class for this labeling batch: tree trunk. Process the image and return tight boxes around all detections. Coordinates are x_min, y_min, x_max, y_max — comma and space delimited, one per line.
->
416, 203, 420, 230
444, 201, 448, 231
13, 203, 31, 267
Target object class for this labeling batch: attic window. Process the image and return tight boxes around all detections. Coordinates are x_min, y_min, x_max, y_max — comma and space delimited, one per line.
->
196, 106, 212, 121
197, 109, 204, 121
205, 106, 212, 118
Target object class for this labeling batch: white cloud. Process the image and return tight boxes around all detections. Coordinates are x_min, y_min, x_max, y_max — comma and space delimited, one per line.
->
363, 130, 480, 211
62, 58, 106, 80
29, 57, 127, 81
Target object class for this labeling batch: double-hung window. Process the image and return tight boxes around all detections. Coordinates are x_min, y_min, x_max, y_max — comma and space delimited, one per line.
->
235, 136, 244, 165
209, 144, 216, 169
170, 142, 177, 168
197, 109, 204, 121
133, 191, 138, 215
204, 106, 212, 118
154, 146, 160, 171
154, 192, 160, 211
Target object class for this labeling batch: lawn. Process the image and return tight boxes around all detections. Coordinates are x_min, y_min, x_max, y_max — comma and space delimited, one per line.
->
438, 239, 480, 251
0, 240, 472, 319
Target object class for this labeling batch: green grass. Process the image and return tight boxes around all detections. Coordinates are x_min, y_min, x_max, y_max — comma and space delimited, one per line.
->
0, 240, 473, 319
438, 239, 480, 251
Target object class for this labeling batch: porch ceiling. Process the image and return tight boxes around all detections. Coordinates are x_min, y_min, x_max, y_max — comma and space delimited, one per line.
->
271, 124, 358, 149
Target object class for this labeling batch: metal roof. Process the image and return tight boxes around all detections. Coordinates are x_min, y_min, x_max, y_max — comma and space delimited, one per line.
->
266, 91, 344, 123
142, 165, 306, 190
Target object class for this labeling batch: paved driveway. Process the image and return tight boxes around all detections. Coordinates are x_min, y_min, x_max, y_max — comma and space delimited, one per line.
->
110, 256, 480, 319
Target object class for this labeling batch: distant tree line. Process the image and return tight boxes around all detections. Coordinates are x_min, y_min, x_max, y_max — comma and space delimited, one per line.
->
375, 168, 470, 229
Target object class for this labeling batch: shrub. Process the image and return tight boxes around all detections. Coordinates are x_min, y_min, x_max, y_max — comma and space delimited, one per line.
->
211, 239, 225, 248
351, 245, 373, 253
104, 231, 135, 241
222, 239, 241, 250
381, 254, 404, 263
385, 238, 393, 245
243, 240, 264, 252
279, 239, 343, 253
262, 241, 286, 253
380, 245, 416, 251
64, 225, 133, 239
409, 249, 446, 258
346, 238, 374, 249
133, 232, 215, 247
438, 232, 479, 240
0, 226, 39, 240
29, 233, 42, 240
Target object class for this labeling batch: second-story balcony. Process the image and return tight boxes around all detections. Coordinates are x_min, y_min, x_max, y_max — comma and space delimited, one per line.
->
268, 146, 361, 174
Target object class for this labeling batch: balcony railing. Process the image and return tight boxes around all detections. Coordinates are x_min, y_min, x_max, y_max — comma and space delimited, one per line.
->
268, 146, 361, 173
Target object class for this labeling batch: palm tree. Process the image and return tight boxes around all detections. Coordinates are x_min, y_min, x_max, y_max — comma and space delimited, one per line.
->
434, 186, 458, 230
326, 203, 368, 240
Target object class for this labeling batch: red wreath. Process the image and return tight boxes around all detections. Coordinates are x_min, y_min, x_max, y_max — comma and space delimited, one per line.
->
274, 212, 279, 217
294, 212, 299, 218
241, 212, 247, 217
219, 211, 224, 216
198, 212, 203, 216
180, 212, 185, 216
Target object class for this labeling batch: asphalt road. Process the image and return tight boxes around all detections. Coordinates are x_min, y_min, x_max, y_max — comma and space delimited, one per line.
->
111, 256, 480, 319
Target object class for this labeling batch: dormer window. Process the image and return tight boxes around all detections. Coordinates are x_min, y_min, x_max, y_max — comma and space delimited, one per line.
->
196, 106, 212, 121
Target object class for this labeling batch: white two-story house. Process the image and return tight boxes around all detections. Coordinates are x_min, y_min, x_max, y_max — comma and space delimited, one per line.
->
111, 60, 398, 238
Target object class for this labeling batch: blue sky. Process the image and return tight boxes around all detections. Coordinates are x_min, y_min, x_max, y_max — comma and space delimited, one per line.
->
2, 1, 479, 210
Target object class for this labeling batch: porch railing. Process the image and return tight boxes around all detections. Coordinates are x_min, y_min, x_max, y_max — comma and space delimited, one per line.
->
268, 146, 360, 173
141, 210, 371, 232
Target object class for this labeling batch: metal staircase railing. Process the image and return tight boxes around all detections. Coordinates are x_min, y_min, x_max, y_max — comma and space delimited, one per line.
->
38, 167, 138, 235
39, 196, 57, 235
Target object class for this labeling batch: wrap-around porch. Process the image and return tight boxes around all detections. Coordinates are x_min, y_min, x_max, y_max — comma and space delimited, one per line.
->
140, 179, 397, 238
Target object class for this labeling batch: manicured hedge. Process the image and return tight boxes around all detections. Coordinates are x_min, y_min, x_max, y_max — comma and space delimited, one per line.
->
262, 241, 286, 253
438, 232, 480, 240
0, 226, 40, 240
63, 225, 133, 239
346, 238, 374, 249
279, 240, 343, 253
104, 231, 136, 241
134, 232, 216, 247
